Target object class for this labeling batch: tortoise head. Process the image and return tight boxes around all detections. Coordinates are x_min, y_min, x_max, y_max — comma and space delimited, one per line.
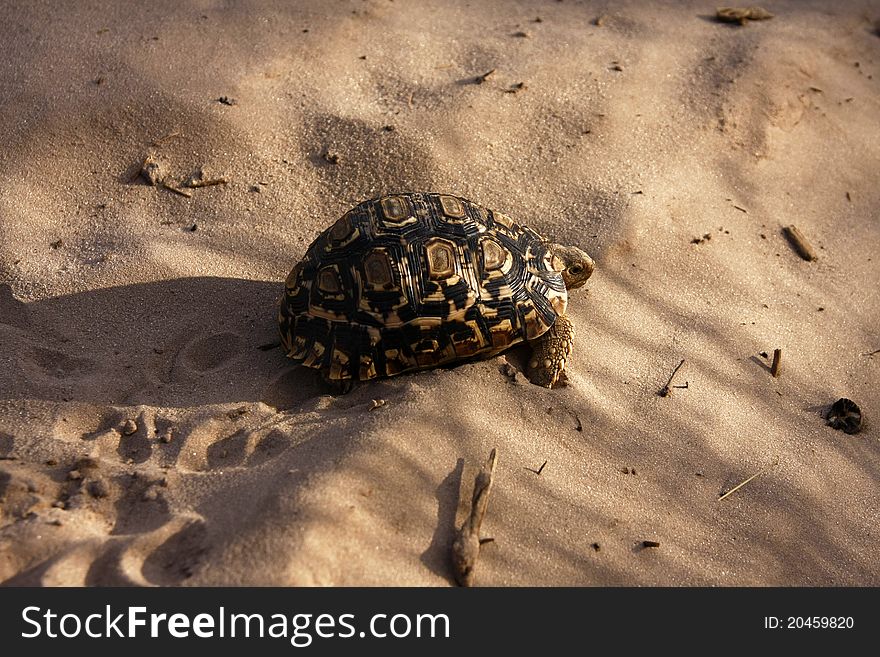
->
550, 244, 594, 291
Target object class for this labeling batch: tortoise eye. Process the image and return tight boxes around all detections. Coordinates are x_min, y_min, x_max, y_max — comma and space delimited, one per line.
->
568, 265, 583, 276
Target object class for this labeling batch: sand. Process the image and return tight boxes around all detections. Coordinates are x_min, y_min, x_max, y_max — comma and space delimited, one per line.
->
0, 0, 878, 586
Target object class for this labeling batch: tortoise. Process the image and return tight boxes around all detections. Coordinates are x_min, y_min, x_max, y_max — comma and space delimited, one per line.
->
278, 192, 594, 393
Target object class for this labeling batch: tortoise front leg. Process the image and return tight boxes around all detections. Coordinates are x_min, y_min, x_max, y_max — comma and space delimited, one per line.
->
321, 369, 355, 395
525, 314, 574, 388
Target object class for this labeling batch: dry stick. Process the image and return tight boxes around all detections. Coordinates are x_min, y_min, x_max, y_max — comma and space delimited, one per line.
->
451, 449, 498, 587
474, 68, 496, 84
161, 182, 192, 198
783, 225, 818, 261
525, 460, 548, 475
184, 178, 228, 188
658, 359, 685, 397
718, 457, 779, 502
770, 348, 782, 378
151, 131, 180, 146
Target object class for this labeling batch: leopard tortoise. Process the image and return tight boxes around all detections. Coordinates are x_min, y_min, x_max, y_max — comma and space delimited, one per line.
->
278, 192, 594, 393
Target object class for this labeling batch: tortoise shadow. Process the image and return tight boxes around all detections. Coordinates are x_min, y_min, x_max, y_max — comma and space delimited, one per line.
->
0, 276, 315, 409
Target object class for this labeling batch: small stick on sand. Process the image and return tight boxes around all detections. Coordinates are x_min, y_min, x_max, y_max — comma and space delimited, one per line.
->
782, 225, 818, 261
161, 182, 192, 198
182, 169, 229, 188
151, 131, 180, 146
524, 460, 547, 475
658, 358, 685, 397
184, 177, 228, 188
451, 448, 497, 587
770, 348, 782, 377
474, 68, 496, 84
718, 457, 779, 501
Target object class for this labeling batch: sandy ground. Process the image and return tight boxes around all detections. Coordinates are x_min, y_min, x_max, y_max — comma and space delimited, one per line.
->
0, 0, 878, 586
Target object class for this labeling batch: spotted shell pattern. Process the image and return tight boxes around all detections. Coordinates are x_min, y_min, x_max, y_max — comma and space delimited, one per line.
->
279, 193, 567, 381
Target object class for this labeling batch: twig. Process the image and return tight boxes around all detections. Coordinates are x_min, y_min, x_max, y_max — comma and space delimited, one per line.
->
860, 348, 880, 357
161, 182, 192, 198
524, 460, 547, 475
151, 131, 180, 146
182, 169, 229, 188
718, 457, 779, 501
782, 225, 818, 261
658, 359, 685, 397
451, 449, 498, 587
641, 540, 661, 548
474, 69, 496, 84
770, 348, 782, 378
184, 177, 228, 188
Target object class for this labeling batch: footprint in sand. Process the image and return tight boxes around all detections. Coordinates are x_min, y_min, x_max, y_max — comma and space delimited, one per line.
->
89, 515, 207, 586
4, 515, 207, 586
140, 517, 209, 585
31, 346, 97, 379
260, 368, 324, 410
179, 332, 246, 373
80, 408, 159, 464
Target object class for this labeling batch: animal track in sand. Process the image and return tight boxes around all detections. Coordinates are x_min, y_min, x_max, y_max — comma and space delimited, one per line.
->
179, 332, 246, 372
260, 368, 324, 410
49, 404, 116, 444
80, 407, 157, 464
3, 514, 207, 586
30, 346, 97, 379
88, 515, 208, 586
140, 517, 209, 585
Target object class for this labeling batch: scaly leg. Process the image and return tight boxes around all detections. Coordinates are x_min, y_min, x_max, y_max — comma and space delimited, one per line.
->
321, 369, 355, 395
525, 314, 574, 388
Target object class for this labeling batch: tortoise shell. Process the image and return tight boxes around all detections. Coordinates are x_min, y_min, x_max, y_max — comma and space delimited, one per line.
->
278, 192, 567, 381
